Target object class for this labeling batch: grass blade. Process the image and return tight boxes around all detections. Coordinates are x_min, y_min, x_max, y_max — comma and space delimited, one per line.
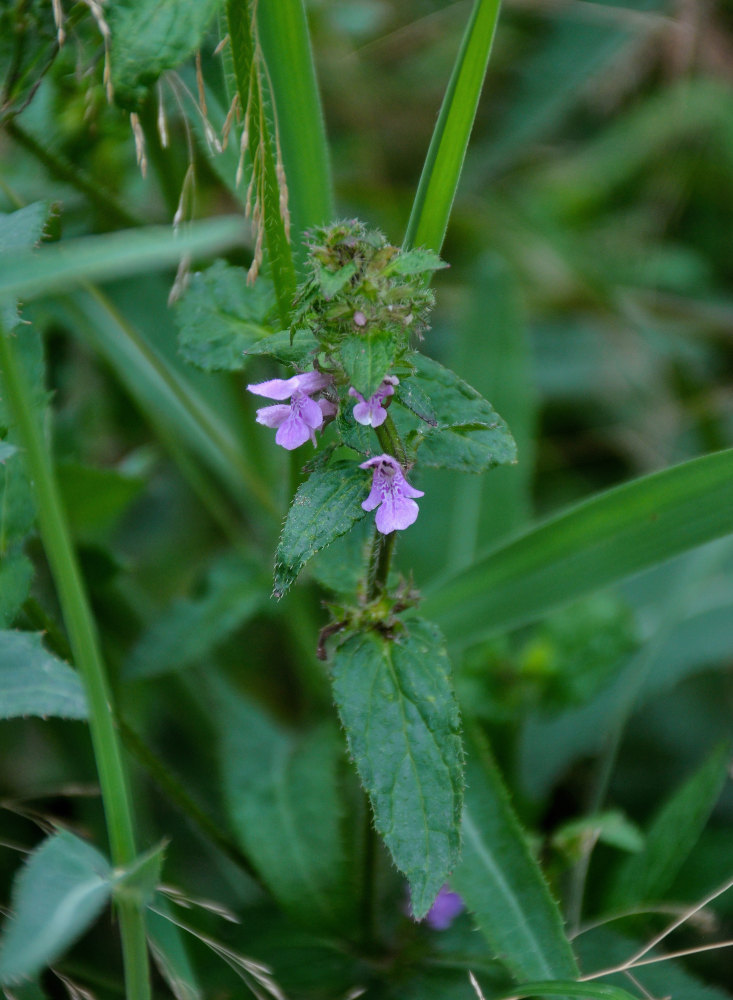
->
425, 448, 733, 647
256, 0, 333, 265
403, 0, 502, 253
0, 218, 245, 303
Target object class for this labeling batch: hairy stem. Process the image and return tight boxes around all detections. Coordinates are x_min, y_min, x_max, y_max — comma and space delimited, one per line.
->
0, 324, 151, 1000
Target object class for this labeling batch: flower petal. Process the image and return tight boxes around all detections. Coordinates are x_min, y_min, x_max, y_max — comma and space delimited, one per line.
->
275, 412, 313, 450
375, 493, 419, 533
248, 375, 302, 400
255, 404, 291, 428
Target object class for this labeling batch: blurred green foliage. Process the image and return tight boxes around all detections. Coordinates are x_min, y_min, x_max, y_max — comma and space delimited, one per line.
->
1, 0, 733, 997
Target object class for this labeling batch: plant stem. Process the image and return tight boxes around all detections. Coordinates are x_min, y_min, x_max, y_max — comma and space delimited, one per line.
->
0, 324, 151, 1000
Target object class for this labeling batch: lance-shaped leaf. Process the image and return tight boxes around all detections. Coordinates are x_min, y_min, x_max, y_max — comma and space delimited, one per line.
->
406, 353, 517, 472
274, 461, 369, 598
0, 630, 87, 720
340, 330, 396, 400
451, 730, 579, 981
175, 263, 276, 372
0, 555, 34, 629
211, 675, 354, 931
0, 830, 112, 984
331, 619, 463, 918
605, 741, 731, 911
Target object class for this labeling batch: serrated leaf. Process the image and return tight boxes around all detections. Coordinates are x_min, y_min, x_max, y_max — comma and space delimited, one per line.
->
0, 830, 112, 984
407, 354, 517, 472
606, 741, 730, 911
213, 676, 354, 931
451, 730, 579, 981
340, 330, 396, 399
245, 328, 319, 366
175, 263, 276, 372
110, 0, 223, 109
0, 631, 87, 720
0, 554, 34, 628
274, 461, 369, 598
387, 248, 448, 276
331, 619, 463, 918
0, 204, 50, 258
0, 451, 35, 545
395, 379, 438, 426
125, 554, 266, 680
316, 261, 357, 298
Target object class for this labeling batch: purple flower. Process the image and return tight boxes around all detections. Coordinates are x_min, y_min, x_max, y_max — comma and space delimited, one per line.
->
248, 371, 332, 450
360, 454, 424, 534
424, 885, 464, 930
349, 376, 398, 428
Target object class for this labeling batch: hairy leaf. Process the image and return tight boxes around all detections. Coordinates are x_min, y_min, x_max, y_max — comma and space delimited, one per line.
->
0, 203, 50, 257
0, 830, 112, 983
274, 461, 369, 598
407, 353, 517, 472
387, 248, 448, 277
451, 730, 579, 981
176, 263, 276, 372
340, 330, 396, 399
606, 741, 730, 910
0, 630, 87, 720
110, 0, 223, 109
331, 619, 463, 918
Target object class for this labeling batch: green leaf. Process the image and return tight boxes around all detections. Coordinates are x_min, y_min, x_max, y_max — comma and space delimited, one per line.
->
387, 248, 448, 277
451, 729, 579, 980
245, 328, 319, 366
552, 811, 644, 861
0, 830, 112, 984
403, 0, 502, 253
113, 842, 166, 907
273, 461, 369, 598
425, 448, 733, 648
0, 554, 34, 628
494, 982, 638, 1000
606, 741, 731, 911
331, 619, 463, 918
175, 263, 276, 372
407, 353, 517, 472
125, 554, 266, 680
255, 0, 334, 265
0, 451, 35, 545
56, 462, 144, 542
109, 0, 223, 109
0, 219, 246, 304
214, 677, 354, 931
316, 261, 358, 299
0, 630, 87, 720
0, 204, 50, 257
226, 0, 296, 326
340, 330, 396, 399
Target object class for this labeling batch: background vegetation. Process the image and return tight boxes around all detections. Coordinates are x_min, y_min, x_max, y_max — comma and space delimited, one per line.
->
0, 1, 732, 998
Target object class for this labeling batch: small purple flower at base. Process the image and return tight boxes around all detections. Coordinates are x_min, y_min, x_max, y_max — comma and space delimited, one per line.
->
423, 885, 465, 930
349, 376, 399, 428
248, 371, 331, 450
360, 454, 424, 534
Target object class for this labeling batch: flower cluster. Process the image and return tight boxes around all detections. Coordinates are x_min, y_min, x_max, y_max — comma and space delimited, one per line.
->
246, 221, 448, 536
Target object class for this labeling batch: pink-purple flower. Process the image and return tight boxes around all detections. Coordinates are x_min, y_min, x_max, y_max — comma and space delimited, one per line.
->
248, 371, 335, 450
424, 885, 464, 930
349, 376, 398, 428
360, 454, 424, 533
